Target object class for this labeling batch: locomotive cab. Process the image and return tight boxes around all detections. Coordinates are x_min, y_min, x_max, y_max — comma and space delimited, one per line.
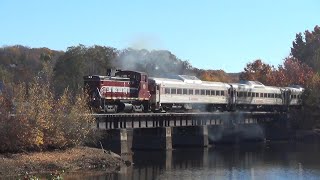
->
115, 70, 150, 100
84, 70, 150, 113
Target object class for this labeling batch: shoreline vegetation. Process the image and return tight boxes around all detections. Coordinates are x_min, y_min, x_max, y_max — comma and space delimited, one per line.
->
0, 146, 126, 178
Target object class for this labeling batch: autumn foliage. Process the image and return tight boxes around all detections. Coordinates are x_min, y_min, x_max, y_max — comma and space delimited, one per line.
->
199, 70, 238, 82
240, 58, 314, 87
0, 67, 94, 152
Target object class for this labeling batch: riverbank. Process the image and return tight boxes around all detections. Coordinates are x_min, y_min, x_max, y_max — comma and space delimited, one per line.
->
0, 146, 125, 178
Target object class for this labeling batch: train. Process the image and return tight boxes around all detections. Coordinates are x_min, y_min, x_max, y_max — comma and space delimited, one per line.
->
83, 70, 304, 113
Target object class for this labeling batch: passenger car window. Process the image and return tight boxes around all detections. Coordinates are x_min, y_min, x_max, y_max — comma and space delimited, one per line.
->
216, 91, 220, 96
165, 88, 170, 94
183, 89, 188, 95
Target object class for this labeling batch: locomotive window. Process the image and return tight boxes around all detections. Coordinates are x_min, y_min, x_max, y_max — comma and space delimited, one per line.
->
264, 93, 267, 98
221, 91, 225, 96
183, 89, 188, 95
165, 88, 170, 94
216, 91, 220, 96
206, 90, 210, 96
195, 90, 200, 95
177, 89, 182, 94
201, 90, 205, 95
171, 89, 177, 94
211, 90, 215, 96
189, 89, 194, 95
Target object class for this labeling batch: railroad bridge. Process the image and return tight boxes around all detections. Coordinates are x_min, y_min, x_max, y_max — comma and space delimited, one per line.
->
94, 112, 290, 154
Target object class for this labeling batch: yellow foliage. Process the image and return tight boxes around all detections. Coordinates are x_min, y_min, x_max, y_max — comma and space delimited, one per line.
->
0, 74, 95, 152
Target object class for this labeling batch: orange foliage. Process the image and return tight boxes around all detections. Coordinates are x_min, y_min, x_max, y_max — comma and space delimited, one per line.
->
240, 59, 274, 85
240, 58, 314, 87
271, 58, 315, 87
200, 70, 236, 82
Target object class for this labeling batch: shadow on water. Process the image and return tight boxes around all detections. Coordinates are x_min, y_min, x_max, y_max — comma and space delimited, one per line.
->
63, 142, 320, 180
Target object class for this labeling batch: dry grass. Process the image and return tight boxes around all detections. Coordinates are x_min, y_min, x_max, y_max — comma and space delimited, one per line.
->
0, 146, 123, 177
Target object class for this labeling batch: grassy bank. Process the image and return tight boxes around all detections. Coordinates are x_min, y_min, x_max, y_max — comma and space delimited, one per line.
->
0, 146, 125, 178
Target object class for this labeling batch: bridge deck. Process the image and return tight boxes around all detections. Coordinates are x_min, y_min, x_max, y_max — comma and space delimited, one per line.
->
93, 112, 287, 129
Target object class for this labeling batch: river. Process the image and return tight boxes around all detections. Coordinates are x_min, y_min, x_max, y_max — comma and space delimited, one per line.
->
64, 142, 320, 180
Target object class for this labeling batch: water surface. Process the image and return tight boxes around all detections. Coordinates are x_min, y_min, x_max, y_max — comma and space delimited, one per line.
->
64, 142, 320, 180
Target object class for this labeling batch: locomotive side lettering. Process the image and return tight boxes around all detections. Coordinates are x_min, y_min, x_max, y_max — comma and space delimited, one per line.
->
101, 86, 131, 94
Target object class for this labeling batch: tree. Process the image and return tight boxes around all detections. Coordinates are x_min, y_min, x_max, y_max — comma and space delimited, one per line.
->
53, 45, 117, 95
239, 59, 274, 85
274, 57, 314, 87
291, 25, 320, 73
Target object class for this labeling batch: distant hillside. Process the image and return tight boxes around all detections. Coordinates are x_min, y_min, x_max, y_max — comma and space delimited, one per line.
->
0, 45, 63, 83
0, 45, 240, 90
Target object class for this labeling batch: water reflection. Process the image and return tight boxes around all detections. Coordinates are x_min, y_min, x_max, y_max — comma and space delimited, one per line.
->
64, 142, 320, 180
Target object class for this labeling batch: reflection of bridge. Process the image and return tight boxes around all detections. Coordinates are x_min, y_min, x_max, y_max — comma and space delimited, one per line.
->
95, 112, 291, 154
64, 143, 316, 179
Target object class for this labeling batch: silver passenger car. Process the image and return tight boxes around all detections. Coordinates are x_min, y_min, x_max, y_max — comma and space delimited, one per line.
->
149, 75, 230, 111
231, 81, 304, 111
231, 81, 283, 111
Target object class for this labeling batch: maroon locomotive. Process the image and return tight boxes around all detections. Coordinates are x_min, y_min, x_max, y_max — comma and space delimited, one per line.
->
84, 70, 151, 113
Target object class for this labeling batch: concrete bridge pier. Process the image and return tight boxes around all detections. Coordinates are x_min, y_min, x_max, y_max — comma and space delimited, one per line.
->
172, 125, 209, 147
131, 127, 172, 150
